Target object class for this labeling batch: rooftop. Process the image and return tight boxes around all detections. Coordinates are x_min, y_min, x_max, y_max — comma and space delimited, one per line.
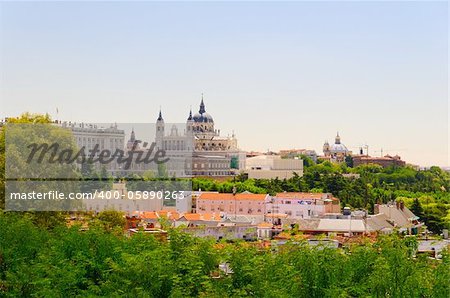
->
198, 192, 268, 201
274, 192, 339, 201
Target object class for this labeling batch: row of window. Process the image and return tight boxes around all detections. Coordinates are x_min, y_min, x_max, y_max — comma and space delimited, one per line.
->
193, 163, 228, 169
163, 140, 186, 151
198, 206, 262, 213
267, 210, 313, 217
199, 201, 262, 205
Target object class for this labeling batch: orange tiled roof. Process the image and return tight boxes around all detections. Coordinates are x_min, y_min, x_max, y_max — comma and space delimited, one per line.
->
168, 212, 180, 220
198, 193, 268, 201
200, 213, 220, 221
182, 213, 201, 221
257, 222, 273, 228
181, 213, 220, 221
140, 211, 159, 220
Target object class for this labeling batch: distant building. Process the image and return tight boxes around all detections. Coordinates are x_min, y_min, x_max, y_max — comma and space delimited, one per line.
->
374, 202, 422, 232
245, 155, 303, 179
266, 192, 341, 223
54, 120, 125, 173
322, 132, 352, 163
246, 151, 266, 158
175, 191, 193, 213
279, 149, 318, 162
58, 121, 125, 154
196, 192, 270, 223
155, 96, 246, 177
353, 155, 406, 168
274, 201, 423, 237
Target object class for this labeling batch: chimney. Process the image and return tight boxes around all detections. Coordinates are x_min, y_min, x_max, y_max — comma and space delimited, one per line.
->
400, 201, 404, 211
374, 204, 380, 214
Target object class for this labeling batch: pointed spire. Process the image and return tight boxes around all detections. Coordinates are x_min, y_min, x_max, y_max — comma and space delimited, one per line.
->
187, 107, 193, 121
157, 108, 163, 121
130, 127, 136, 142
199, 93, 206, 114
335, 131, 341, 144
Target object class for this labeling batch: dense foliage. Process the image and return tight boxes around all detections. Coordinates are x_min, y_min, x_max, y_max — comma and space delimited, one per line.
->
0, 213, 448, 297
192, 162, 450, 233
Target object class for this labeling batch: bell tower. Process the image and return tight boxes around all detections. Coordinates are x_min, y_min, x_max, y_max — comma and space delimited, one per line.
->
335, 132, 341, 144
156, 109, 165, 150
185, 108, 194, 151
323, 140, 330, 156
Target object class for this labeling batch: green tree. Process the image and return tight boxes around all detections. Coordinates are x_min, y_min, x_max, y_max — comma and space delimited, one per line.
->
95, 210, 126, 232
300, 154, 315, 168
410, 198, 424, 219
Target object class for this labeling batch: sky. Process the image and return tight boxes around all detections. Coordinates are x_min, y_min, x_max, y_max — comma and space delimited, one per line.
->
0, 1, 448, 167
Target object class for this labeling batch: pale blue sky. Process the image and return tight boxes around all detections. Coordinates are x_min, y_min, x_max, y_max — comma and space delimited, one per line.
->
0, 1, 448, 166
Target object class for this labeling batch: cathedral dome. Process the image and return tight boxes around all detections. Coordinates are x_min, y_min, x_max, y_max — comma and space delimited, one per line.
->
329, 133, 348, 153
330, 143, 348, 153
193, 96, 214, 123
193, 112, 214, 123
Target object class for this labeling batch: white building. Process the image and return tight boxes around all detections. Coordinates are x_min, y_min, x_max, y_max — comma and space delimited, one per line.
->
59, 121, 125, 153
266, 192, 341, 223
245, 155, 303, 179
56, 121, 125, 173
175, 191, 193, 213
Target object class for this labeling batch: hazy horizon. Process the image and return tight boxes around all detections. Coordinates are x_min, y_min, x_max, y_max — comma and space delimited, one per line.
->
0, 1, 448, 167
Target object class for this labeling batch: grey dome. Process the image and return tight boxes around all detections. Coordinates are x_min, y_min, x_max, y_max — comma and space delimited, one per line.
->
193, 112, 214, 123
330, 143, 348, 153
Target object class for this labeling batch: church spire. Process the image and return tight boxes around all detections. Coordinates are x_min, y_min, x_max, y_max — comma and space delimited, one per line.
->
187, 107, 193, 121
335, 132, 341, 144
199, 93, 206, 114
130, 127, 135, 142
157, 108, 163, 121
